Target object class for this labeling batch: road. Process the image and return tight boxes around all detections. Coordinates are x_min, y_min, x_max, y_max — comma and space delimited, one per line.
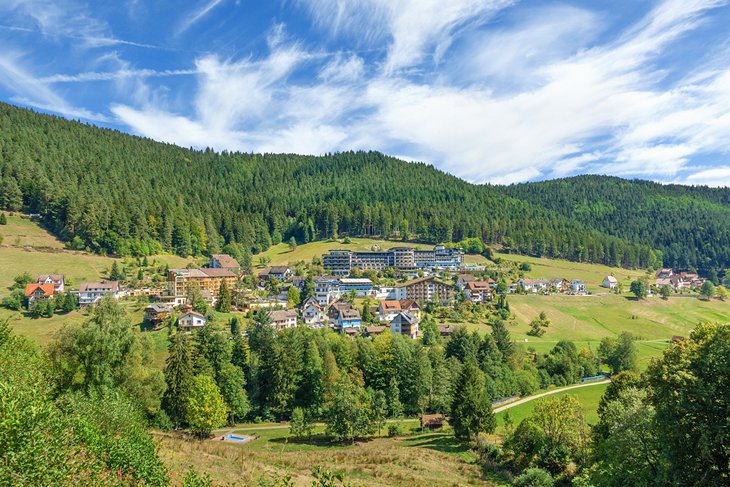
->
214, 380, 611, 438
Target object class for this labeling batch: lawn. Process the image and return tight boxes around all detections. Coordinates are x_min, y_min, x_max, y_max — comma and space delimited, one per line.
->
0, 213, 193, 297
495, 383, 610, 429
494, 252, 648, 292
506, 293, 727, 367
157, 420, 503, 486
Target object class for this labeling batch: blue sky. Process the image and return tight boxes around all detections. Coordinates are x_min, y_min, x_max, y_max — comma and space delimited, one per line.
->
2, 0, 730, 186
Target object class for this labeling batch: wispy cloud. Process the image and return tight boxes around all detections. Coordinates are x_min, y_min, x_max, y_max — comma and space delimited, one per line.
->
176, 0, 227, 36
40, 68, 197, 83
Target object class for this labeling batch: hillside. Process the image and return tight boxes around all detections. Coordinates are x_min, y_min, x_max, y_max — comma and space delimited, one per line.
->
0, 101, 695, 272
503, 176, 730, 274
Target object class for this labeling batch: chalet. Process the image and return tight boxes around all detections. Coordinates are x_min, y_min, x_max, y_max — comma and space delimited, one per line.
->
602, 276, 618, 289
209, 254, 241, 273
343, 327, 360, 337
269, 309, 298, 330
178, 311, 207, 331
144, 303, 174, 325
364, 325, 387, 337
655, 278, 673, 288
78, 281, 121, 306
301, 298, 326, 327
656, 268, 674, 279
463, 281, 492, 303
291, 276, 307, 291
24, 283, 55, 305
167, 268, 237, 305
389, 311, 419, 339
399, 299, 421, 319
259, 266, 292, 282
36, 274, 64, 293
378, 300, 402, 322
455, 274, 477, 291
394, 276, 454, 305
327, 301, 352, 321
570, 280, 587, 293
337, 308, 362, 330
519, 278, 550, 293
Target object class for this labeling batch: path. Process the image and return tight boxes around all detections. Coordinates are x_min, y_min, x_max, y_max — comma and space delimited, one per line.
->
492, 379, 611, 414
213, 381, 610, 439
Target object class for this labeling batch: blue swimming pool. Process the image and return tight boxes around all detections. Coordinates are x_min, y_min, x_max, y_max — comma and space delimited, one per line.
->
224, 434, 248, 441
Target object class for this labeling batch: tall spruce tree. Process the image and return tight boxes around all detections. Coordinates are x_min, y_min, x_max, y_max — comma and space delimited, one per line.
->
450, 360, 496, 442
162, 332, 194, 428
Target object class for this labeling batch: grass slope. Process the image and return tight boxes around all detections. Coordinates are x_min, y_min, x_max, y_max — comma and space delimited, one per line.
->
157, 426, 501, 486
495, 383, 609, 429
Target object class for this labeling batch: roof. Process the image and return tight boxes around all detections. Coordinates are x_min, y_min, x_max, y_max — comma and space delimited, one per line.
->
211, 254, 240, 268
79, 281, 120, 292
200, 268, 237, 278
338, 308, 361, 320
380, 300, 401, 311
366, 325, 387, 334
438, 324, 456, 334
395, 276, 453, 289
268, 266, 291, 274
656, 278, 672, 286
457, 274, 477, 282
145, 303, 174, 313
339, 278, 373, 285
343, 327, 360, 335
270, 310, 298, 321
465, 281, 491, 291
391, 311, 417, 325
37, 274, 64, 283
604, 275, 618, 283
25, 283, 55, 297
179, 311, 206, 320
399, 299, 420, 310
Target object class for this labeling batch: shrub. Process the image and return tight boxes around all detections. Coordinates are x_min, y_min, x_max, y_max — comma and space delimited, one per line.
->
513, 467, 555, 487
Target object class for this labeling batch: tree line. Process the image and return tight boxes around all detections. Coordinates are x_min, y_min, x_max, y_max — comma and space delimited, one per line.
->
0, 102, 671, 270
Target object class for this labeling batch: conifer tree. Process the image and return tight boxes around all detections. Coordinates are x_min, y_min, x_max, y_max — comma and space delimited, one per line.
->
450, 360, 495, 442
162, 332, 195, 428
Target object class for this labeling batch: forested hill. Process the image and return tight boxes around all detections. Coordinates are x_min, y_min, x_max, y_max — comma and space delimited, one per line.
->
0, 102, 727, 274
503, 176, 730, 276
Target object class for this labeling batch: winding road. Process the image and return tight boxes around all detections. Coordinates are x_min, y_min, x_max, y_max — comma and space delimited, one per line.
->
492, 379, 611, 414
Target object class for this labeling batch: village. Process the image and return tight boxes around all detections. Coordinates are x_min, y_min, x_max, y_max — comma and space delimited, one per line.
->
13, 244, 716, 341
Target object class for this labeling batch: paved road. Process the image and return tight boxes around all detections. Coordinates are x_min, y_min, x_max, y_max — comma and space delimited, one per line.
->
492, 379, 611, 414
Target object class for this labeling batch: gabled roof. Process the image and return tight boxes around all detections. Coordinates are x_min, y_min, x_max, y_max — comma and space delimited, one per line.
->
25, 283, 55, 297
399, 299, 420, 310
37, 274, 64, 283
457, 274, 477, 282
267, 266, 291, 274
604, 275, 618, 283
270, 309, 298, 322
391, 311, 417, 325
338, 308, 361, 320
145, 303, 174, 313
465, 281, 491, 291
380, 300, 401, 311
180, 311, 206, 320
211, 254, 240, 268
200, 268, 237, 278
365, 325, 387, 334
79, 281, 120, 293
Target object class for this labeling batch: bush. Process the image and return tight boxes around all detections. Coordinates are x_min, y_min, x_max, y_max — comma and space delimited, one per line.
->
388, 423, 403, 437
513, 467, 554, 487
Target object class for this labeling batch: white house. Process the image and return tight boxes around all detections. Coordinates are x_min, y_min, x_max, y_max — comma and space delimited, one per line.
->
78, 281, 122, 306
602, 276, 618, 289
301, 298, 326, 327
36, 274, 65, 293
178, 311, 207, 331
269, 309, 298, 330
389, 311, 419, 339
463, 281, 492, 303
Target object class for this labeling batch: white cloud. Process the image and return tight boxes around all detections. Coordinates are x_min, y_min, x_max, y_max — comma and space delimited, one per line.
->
682, 166, 730, 187
43, 0, 730, 185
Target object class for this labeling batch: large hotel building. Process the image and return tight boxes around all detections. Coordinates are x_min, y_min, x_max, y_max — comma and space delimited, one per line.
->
323, 245, 463, 275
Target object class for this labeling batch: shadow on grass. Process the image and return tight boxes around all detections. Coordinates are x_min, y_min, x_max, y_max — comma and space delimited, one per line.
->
402, 432, 470, 455
268, 434, 375, 448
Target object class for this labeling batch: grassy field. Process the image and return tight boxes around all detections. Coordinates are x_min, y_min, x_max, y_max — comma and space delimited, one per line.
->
496, 383, 610, 430
157, 421, 503, 486
0, 212, 192, 297
255, 238, 436, 267
505, 293, 727, 367
493, 252, 648, 292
